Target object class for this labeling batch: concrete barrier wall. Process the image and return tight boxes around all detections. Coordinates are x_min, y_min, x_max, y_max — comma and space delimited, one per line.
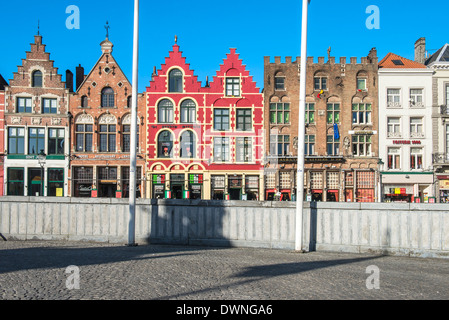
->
1, 197, 449, 258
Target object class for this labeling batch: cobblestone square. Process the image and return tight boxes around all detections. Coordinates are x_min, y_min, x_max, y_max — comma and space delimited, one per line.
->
1, 240, 449, 300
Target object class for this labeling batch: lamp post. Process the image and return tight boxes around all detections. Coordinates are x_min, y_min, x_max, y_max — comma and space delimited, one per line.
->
377, 158, 384, 203
128, 0, 139, 246
295, 0, 310, 252
37, 149, 46, 197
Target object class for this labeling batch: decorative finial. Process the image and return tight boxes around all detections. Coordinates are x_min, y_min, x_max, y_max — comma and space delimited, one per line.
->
105, 21, 110, 39
175, 35, 178, 44
37, 19, 40, 36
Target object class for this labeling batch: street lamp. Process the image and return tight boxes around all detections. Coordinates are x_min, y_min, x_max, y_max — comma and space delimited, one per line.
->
38, 149, 47, 197
377, 158, 384, 203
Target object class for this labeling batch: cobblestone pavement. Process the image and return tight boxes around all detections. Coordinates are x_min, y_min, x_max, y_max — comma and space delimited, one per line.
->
1, 240, 449, 300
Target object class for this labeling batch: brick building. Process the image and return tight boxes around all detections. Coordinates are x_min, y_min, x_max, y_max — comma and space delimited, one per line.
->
68, 36, 146, 198
146, 41, 264, 200
0, 74, 8, 195
264, 49, 380, 202
4, 35, 71, 197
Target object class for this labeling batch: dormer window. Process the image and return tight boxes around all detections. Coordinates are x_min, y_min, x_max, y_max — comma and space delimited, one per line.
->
226, 77, 240, 96
168, 69, 183, 93
32, 70, 43, 88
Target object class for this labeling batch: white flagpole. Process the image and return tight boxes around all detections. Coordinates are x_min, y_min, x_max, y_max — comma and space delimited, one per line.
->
295, 0, 310, 252
128, 0, 139, 246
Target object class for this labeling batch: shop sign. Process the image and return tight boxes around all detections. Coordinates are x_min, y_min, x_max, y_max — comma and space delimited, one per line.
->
439, 179, 449, 190
392, 140, 421, 145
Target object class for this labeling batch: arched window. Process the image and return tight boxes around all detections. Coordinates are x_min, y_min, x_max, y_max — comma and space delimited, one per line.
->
168, 69, 183, 93
158, 130, 173, 158
180, 131, 196, 158
101, 87, 115, 107
180, 99, 196, 123
158, 99, 174, 123
32, 70, 43, 88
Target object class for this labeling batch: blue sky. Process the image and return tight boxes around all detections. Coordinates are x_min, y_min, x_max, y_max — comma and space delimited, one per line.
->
1, 0, 448, 93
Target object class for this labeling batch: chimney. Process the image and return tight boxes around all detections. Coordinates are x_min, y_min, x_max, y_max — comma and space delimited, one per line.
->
415, 37, 426, 64
66, 70, 74, 92
75, 64, 84, 92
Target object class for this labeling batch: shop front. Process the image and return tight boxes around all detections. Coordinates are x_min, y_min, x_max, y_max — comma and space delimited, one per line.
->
382, 172, 434, 203
188, 173, 203, 200
437, 175, 449, 203
152, 174, 166, 199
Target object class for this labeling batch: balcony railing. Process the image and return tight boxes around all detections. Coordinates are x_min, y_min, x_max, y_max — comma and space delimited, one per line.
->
432, 153, 449, 164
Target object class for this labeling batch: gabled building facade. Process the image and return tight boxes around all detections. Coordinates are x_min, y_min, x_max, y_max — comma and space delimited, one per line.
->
264, 49, 380, 202
0, 74, 8, 196
68, 37, 146, 198
4, 35, 70, 197
146, 42, 264, 200
378, 49, 435, 203
425, 40, 449, 202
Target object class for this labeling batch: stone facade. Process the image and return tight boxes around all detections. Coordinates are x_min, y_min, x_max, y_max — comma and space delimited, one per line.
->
264, 49, 380, 202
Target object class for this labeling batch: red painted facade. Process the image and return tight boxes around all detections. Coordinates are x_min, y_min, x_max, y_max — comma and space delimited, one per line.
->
145, 43, 264, 200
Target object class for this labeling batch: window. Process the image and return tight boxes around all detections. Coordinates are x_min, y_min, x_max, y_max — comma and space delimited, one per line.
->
305, 135, 315, 156
42, 98, 57, 114
275, 76, 285, 90
269, 103, 290, 124
327, 135, 340, 156
158, 130, 173, 158
410, 117, 423, 138
127, 96, 132, 108
101, 87, 115, 107
48, 128, 65, 155
81, 96, 89, 108
180, 131, 195, 158
214, 137, 230, 162
76, 124, 93, 152
327, 103, 340, 124
236, 137, 252, 162
410, 89, 423, 107
387, 89, 401, 108
32, 70, 43, 88
388, 147, 401, 169
236, 109, 252, 131
214, 109, 229, 131
17, 97, 32, 113
270, 135, 290, 156
446, 85, 449, 107
410, 148, 423, 170
158, 99, 174, 123
352, 135, 372, 157
8, 127, 25, 154
99, 124, 116, 152
226, 78, 240, 96
387, 117, 401, 138
122, 124, 140, 153
168, 69, 183, 93
357, 78, 367, 91
7, 168, 24, 196
352, 104, 372, 124
48, 168, 64, 197
73, 167, 93, 197
28, 128, 45, 155
305, 103, 315, 124
180, 99, 196, 123
314, 77, 327, 91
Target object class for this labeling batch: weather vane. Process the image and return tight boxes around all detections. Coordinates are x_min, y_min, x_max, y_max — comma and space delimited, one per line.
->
105, 21, 110, 39
37, 19, 40, 36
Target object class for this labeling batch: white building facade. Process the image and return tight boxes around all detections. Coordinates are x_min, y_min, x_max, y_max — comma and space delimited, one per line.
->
378, 52, 435, 203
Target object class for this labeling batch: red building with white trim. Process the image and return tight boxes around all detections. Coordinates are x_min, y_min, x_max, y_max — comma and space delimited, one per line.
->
145, 41, 264, 200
